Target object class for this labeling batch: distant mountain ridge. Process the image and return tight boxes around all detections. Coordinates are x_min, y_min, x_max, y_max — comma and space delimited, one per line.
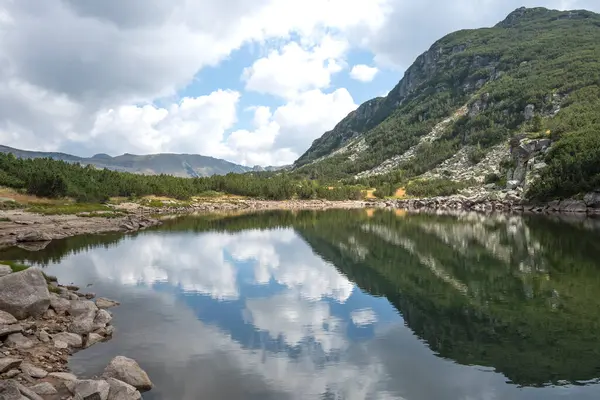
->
0, 145, 270, 177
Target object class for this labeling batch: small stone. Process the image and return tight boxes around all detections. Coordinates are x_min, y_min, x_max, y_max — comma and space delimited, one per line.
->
31, 382, 58, 395
5, 332, 35, 349
20, 362, 48, 378
54, 340, 69, 349
0, 358, 22, 373
43, 308, 57, 319
2, 369, 20, 378
73, 379, 110, 400
96, 298, 120, 309
102, 356, 152, 391
53, 332, 83, 348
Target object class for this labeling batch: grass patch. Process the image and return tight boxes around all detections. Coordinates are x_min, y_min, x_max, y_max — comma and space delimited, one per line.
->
78, 211, 126, 218
1, 260, 58, 284
0, 217, 11, 222
48, 285, 61, 294
27, 203, 113, 215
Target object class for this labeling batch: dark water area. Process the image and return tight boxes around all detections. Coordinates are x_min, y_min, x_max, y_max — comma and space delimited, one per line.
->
2, 209, 600, 399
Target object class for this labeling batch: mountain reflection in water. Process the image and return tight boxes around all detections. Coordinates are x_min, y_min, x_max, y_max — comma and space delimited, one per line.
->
2, 209, 600, 400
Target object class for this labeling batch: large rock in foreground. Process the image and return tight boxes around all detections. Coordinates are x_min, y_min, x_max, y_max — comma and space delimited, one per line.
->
0, 269, 50, 319
102, 356, 153, 392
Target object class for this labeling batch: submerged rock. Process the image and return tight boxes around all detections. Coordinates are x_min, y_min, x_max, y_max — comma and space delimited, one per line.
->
96, 298, 120, 309
102, 356, 153, 392
0, 268, 51, 319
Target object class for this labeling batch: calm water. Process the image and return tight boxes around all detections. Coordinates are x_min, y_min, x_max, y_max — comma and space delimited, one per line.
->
2, 209, 600, 399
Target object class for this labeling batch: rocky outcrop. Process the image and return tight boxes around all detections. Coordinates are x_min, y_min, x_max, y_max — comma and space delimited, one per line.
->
0, 267, 151, 399
0, 269, 50, 320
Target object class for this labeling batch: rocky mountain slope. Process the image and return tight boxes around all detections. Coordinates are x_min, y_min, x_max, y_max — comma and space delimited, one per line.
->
0, 145, 253, 177
294, 7, 600, 202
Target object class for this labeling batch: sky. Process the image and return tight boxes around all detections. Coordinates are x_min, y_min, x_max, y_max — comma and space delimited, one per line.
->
0, 1, 599, 167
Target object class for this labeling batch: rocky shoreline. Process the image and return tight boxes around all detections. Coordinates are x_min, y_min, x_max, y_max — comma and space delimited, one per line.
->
0, 200, 367, 249
1, 195, 599, 251
0, 267, 152, 399
371, 191, 600, 215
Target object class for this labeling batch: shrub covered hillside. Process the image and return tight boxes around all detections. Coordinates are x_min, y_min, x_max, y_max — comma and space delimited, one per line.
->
293, 7, 600, 201
0, 153, 363, 202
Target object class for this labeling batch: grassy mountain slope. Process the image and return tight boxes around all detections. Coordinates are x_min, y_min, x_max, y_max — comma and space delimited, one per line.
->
0, 145, 251, 177
293, 7, 600, 200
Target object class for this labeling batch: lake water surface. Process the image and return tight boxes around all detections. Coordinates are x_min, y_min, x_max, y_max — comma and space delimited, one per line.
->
2, 209, 600, 400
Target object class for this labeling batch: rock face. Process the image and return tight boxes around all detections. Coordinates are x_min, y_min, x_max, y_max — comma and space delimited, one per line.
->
0, 268, 51, 319
103, 356, 153, 392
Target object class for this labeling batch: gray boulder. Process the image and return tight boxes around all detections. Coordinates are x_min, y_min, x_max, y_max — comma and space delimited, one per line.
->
20, 362, 48, 378
102, 356, 153, 392
0, 310, 17, 325
0, 358, 22, 374
85, 332, 104, 348
49, 295, 71, 314
584, 192, 600, 208
53, 332, 83, 348
560, 199, 587, 213
16, 382, 44, 400
68, 300, 98, 335
0, 324, 23, 337
0, 269, 51, 319
73, 379, 110, 400
5, 332, 35, 349
31, 382, 58, 395
16, 231, 52, 242
93, 309, 113, 330
106, 378, 142, 400
49, 372, 78, 381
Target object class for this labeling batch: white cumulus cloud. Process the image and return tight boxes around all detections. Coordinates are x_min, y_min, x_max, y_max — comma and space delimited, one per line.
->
350, 65, 379, 82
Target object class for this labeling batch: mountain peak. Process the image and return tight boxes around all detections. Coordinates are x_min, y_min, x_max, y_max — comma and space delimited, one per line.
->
496, 7, 593, 28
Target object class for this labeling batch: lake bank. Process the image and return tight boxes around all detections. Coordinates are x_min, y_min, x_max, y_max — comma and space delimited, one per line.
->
2, 194, 599, 249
